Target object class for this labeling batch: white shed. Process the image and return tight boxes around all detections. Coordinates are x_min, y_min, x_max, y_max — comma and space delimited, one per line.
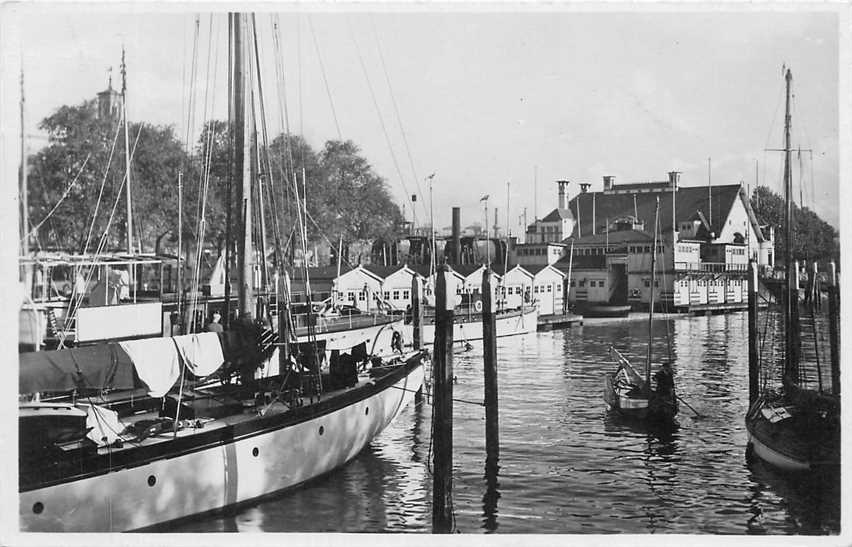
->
529, 264, 565, 315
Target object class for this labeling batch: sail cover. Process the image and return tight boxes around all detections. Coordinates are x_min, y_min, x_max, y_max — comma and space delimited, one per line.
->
19, 344, 138, 394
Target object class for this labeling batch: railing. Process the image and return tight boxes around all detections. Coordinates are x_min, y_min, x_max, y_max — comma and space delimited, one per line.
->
674, 262, 748, 273
290, 311, 400, 335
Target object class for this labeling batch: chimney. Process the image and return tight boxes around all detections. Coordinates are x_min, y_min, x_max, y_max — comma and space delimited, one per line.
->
603, 175, 615, 192
451, 207, 461, 266
556, 180, 569, 209
580, 183, 591, 193
668, 171, 681, 189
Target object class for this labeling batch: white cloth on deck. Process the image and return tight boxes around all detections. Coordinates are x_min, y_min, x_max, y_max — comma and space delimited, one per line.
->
119, 337, 182, 397
172, 332, 225, 377
78, 403, 124, 447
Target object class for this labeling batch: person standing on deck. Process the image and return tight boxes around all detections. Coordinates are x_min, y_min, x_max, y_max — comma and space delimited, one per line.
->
206, 311, 224, 333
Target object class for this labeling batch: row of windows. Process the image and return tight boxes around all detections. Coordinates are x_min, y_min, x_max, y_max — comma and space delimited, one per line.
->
518, 247, 560, 256
676, 245, 698, 253
729, 248, 746, 255
676, 278, 744, 287
628, 245, 665, 254
569, 279, 605, 288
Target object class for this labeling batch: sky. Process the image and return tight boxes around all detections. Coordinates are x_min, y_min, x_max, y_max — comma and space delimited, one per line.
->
2, 3, 846, 239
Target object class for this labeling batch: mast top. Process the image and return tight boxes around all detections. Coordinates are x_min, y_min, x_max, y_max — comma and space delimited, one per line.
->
120, 46, 127, 94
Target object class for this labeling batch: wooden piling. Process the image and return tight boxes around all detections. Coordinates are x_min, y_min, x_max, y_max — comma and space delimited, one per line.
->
748, 260, 759, 406
481, 265, 500, 531
432, 264, 454, 533
481, 266, 499, 460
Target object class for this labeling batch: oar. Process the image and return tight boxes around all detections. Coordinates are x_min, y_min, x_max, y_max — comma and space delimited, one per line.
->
676, 394, 703, 418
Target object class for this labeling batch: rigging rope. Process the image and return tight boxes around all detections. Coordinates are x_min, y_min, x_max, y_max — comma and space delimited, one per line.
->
22, 153, 92, 243
307, 15, 342, 140
348, 22, 417, 221
369, 16, 429, 221
60, 126, 143, 348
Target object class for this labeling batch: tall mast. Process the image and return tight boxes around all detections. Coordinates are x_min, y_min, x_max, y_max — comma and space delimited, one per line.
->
707, 157, 712, 233
19, 64, 28, 260
232, 13, 253, 320
646, 198, 660, 390
122, 47, 133, 254
783, 68, 798, 387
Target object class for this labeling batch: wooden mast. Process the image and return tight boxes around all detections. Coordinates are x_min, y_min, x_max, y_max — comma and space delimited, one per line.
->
121, 47, 133, 255
782, 68, 798, 389
232, 13, 254, 320
646, 198, 660, 390
20, 64, 28, 262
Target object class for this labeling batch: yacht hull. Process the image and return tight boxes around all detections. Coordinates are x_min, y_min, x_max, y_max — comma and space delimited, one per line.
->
20, 360, 424, 532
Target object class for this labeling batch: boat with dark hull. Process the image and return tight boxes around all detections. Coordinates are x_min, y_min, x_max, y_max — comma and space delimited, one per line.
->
744, 69, 840, 472
603, 199, 678, 424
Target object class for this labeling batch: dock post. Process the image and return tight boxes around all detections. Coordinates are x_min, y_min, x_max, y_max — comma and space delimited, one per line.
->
829, 261, 840, 396
748, 260, 759, 406
481, 266, 500, 531
481, 266, 499, 460
411, 274, 422, 350
432, 264, 454, 533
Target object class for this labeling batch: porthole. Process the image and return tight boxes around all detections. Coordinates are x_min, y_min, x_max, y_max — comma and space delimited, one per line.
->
319, 426, 325, 435
365, 407, 370, 416
148, 475, 156, 487
252, 447, 259, 457
32, 502, 43, 514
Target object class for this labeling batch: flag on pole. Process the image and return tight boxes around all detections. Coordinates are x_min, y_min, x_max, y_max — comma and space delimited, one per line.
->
426, 173, 436, 180
480, 195, 489, 202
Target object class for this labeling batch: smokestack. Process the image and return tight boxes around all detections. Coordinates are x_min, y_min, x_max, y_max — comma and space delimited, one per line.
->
580, 183, 591, 193
557, 180, 569, 209
452, 207, 461, 265
668, 171, 681, 189
603, 175, 615, 192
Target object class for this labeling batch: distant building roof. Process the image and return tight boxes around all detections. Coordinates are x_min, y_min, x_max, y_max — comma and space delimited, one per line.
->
540, 208, 574, 223
566, 183, 760, 241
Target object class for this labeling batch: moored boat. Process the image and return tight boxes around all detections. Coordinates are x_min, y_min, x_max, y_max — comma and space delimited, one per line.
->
744, 69, 840, 472
18, 12, 426, 531
603, 198, 678, 424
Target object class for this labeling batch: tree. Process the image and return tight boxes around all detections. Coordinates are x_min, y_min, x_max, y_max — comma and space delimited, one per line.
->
751, 186, 839, 265
316, 140, 404, 263
27, 100, 194, 254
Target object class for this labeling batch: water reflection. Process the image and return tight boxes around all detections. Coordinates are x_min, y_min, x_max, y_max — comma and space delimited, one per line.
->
170, 314, 838, 535
481, 453, 500, 532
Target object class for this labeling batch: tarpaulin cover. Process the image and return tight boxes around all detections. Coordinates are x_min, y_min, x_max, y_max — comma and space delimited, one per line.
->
19, 344, 138, 394
119, 337, 181, 397
172, 332, 225, 377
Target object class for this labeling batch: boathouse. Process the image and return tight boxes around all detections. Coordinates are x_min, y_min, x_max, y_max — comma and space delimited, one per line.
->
500, 265, 535, 309
552, 172, 772, 312
527, 264, 566, 315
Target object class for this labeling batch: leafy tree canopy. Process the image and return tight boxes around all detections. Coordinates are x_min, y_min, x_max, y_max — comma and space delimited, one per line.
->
26, 104, 405, 265
750, 186, 839, 266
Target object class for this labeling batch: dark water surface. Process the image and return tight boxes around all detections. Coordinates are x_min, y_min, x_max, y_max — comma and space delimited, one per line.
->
169, 312, 840, 534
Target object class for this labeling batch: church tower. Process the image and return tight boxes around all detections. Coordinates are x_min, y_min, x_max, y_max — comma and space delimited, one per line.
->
97, 68, 121, 120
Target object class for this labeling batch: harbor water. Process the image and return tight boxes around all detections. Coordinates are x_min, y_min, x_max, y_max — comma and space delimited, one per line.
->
168, 312, 840, 534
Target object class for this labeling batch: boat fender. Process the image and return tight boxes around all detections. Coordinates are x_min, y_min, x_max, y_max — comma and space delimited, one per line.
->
474, 300, 483, 312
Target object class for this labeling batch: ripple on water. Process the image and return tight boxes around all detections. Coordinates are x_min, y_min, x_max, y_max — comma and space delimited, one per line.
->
166, 313, 839, 534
